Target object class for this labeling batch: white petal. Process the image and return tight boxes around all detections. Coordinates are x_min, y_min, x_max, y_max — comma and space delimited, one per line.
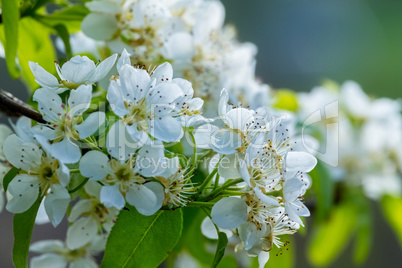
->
44, 184, 70, 227
66, 216, 98, 250
88, 54, 117, 83
3, 134, 41, 170
283, 178, 305, 202
79, 151, 110, 181
285, 151, 317, 176
100, 185, 125, 209
129, 182, 164, 216
239, 222, 258, 250
33, 88, 65, 122
162, 32, 195, 60
238, 159, 252, 187
32, 125, 58, 141
193, 124, 220, 149
218, 88, 229, 117
254, 187, 279, 207
161, 157, 180, 178
211, 197, 248, 229
147, 83, 183, 106
76, 111, 106, 139
119, 64, 150, 101
70, 258, 98, 268
284, 202, 304, 227
258, 251, 270, 268
30, 240, 65, 253
135, 141, 166, 177
57, 162, 70, 187
61, 56, 95, 84
116, 49, 131, 71
151, 62, 173, 84
35, 200, 50, 225
12, 116, 35, 143
106, 121, 140, 161
210, 129, 242, 155
68, 199, 93, 222
107, 80, 128, 117
126, 184, 157, 213
30, 253, 67, 268
225, 108, 254, 132
68, 84, 92, 116
201, 217, 219, 240
6, 174, 40, 213
150, 115, 183, 143
29, 62, 60, 89
218, 154, 241, 180
48, 138, 81, 164
81, 13, 119, 40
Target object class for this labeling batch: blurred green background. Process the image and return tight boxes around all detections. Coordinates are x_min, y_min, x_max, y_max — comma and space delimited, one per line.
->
1, 0, 401, 267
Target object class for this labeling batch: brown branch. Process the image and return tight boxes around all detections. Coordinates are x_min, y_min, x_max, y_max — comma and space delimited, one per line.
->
0, 89, 46, 124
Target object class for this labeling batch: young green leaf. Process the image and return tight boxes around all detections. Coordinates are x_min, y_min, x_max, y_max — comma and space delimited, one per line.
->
353, 194, 372, 264
1, 0, 20, 79
3, 167, 20, 192
381, 195, 402, 248
309, 161, 334, 221
53, 24, 72, 58
307, 202, 356, 266
12, 196, 42, 268
101, 206, 183, 268
211, 232, 228, 268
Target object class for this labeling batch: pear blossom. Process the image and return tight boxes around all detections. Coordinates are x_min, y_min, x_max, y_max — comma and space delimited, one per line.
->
66, 182, 119, 250
106, 56, 203, 159
29, 54, 117, 93
0, 124, 13, 212
79, 141, 166, 215
209, 89, 269, 155
32, 85, 106, 163
3, 134, 70, 226
30, 236, 107, 268
157, 157, 195, 207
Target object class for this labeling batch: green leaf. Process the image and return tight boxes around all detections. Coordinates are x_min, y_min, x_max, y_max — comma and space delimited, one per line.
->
381, 195, 402, 248
211, 232, 228, 268
53, 24, 72, 58
101, 206, 183, 268
309, 161, 334, 221
183, 209, 237, 267
1, 0, 20, 78
13, 196, 42, 268
307, 202, 356, 267
3, 167, 20, 192
33, 5, 89, 32
353, 194, 372, 264
18, 17, 57, 91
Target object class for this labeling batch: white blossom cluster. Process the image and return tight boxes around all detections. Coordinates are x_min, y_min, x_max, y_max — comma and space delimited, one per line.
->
297, 81, 402, 199
80, 0, 271, 115
0, 50, 317, 267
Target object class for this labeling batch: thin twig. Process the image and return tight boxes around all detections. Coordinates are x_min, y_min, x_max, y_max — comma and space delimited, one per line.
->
0, 89, 46, 124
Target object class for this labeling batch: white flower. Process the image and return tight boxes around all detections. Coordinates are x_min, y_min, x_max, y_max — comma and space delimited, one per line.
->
209, 89, 269, 155
30, 236, 106, 268
0, 124, 13, 213
29, 54, 117, 93
282, 176, 310, 226
158, 157, 195, 207
32, 85, 106, 163
3, 134, 70, 226
106, 56, 202, 159
79, 141, 166, 215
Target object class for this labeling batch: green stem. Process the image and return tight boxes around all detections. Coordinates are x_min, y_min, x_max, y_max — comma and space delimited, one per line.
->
68, 177, 89, 193
214, 173, 220, 190
200, 179, 243, 201
187, 201, 215, 207
196, 155, 224, 195
69, 169, 80, 173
